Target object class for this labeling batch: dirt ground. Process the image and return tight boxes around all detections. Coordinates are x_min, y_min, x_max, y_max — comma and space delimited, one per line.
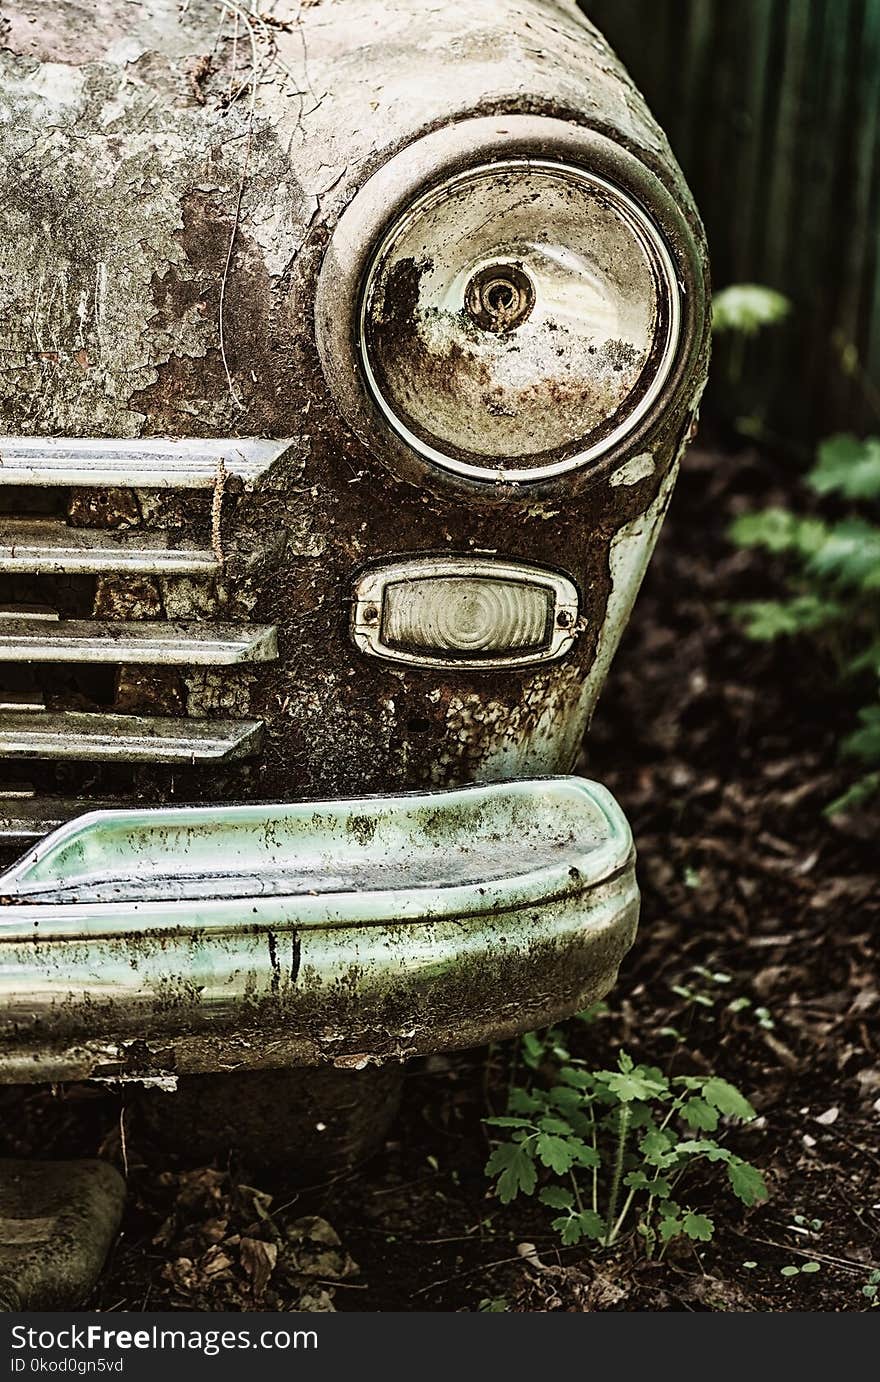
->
1, 436, 877, 1312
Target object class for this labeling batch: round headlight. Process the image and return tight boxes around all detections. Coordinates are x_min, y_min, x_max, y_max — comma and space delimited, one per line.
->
359, 160, 680, 483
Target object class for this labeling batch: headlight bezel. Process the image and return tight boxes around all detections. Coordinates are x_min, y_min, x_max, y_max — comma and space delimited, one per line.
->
315, 114, 707, 496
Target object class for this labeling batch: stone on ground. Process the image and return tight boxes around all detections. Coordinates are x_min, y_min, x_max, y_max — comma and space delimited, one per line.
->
0, 1159, 125, 1310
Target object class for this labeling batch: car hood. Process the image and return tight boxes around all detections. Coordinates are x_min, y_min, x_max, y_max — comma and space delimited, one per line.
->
0, 0, 683, 440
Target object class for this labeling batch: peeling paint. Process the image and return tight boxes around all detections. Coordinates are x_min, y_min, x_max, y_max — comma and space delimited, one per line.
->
609, 451, 656, 487
0, 0, 710, 1077
582, 461, 680, 726
0, 1, 709, 812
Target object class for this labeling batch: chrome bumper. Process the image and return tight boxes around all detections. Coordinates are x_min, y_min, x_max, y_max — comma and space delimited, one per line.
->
0, 776, 638, 1083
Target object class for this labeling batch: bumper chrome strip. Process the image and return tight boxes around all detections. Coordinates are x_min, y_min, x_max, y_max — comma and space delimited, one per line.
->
0, 778, 639, 1079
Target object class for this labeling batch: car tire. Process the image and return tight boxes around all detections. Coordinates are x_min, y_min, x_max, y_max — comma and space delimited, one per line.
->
137, 1063, 404, 1179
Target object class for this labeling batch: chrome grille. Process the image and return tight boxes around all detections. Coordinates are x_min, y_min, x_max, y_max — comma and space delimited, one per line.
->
0, 436, 292, 845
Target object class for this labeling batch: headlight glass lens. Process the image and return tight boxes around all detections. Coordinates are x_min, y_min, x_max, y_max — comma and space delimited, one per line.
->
360, 160, 680, 482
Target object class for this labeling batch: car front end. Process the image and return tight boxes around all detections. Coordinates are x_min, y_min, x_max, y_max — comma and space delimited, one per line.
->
0, 0, 708, 1109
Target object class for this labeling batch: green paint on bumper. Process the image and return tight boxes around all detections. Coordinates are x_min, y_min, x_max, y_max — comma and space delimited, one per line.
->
0, 777, 638, 1081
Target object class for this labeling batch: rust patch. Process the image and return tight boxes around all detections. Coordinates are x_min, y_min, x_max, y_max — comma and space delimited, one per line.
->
67, 489, 140, 531
93, 575, 164, 620
116, 667, 186, 717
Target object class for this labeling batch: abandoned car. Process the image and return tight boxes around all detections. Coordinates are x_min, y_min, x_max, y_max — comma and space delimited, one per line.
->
0, 0, 709, 1300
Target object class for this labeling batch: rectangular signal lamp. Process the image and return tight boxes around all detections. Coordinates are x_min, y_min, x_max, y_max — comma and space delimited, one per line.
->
352, 557, 579, 669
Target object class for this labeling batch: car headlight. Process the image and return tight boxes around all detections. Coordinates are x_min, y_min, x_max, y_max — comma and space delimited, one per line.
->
360, 161, 679, 483
316, 117, 697, 489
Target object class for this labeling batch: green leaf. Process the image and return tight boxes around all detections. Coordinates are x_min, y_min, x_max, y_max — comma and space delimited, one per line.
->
727, 1158, 769, 1206
535, 1133, 578, 1175
712, 284, 792, 336
806, 518, 880, 592
841, 705, 880, 765
558, 1066, 592, 1089
729, 508, 827, 558
538, 1116, 574, 1136
808, 434, 880, 501
639, 1128, 678, 1168
521, 1031, 546, 1069
826, 771, 880, 816
844, 640, 880, 680
485, 1142, 538, 1203
801, 1261, 821, 1274
676, 1138, 731, 1163
623, 1170, 652, 1191
548, 1085, 583, 1113
596, 1069, 668, 1104
484, 1116, 534, 1129
682, 1212, 714, 1242
732, 595, 845, 642
570, 1141, 601, 1169
575, 1000, 610, 1024
478, 1297, 508, 1312
658, 1216, 682, 1243
553, 1214, 585, 1246
576, 1210, 606, 1242
780, 1265, 800, 1277
703, 1078, 756, 1121
539, 1186, 575, 1211
508, 1087, 541, 1115
627, 1101, 658, 1129
681, 1097, 720, 1132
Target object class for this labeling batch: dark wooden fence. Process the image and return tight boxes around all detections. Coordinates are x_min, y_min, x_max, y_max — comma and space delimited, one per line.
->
583, 0, 880, 444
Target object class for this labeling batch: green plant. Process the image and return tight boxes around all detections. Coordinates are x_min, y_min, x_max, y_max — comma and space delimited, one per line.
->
478, 1296, 509, 1312
484, 1045, 767, 1256
712, 284, 792, 337
662, 966, 775, 1039
780, 1261, 821, 1277
730, 433, 880, 813
862, 1269, 880, 1306
712, 284, 792, 394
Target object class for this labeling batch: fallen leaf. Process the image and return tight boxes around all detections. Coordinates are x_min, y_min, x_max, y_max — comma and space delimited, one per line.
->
239, 1237, 278, 1297
815, 1106, 839, 1125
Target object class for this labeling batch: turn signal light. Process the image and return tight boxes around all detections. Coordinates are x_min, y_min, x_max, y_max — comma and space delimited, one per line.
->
352, 558, 579, 669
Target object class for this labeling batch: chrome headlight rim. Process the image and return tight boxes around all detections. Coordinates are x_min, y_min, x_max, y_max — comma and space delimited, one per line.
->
357, 157, 681, 483
315, 114, 707, 494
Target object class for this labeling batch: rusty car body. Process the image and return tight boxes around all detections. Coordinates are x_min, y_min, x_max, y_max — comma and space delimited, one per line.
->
0, 0, 709, 1096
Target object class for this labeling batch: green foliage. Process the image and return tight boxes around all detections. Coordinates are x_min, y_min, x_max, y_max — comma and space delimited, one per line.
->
809, 435, 880, 501
711, 284, 793, 409
478, 1297, 509, 1312
712, 285, 792, 337
665, 965, 775, 1036
484, 1042, 767, 1256
730, 433, 880, 813
862, 1269, 880, 1306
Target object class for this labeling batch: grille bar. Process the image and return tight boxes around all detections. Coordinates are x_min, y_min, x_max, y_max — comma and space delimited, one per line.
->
0, 712, 263, 762
0, 519, 219, 575
0, 436, 294, 488
0, 619, 278, 665
0, 435, 276, 771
